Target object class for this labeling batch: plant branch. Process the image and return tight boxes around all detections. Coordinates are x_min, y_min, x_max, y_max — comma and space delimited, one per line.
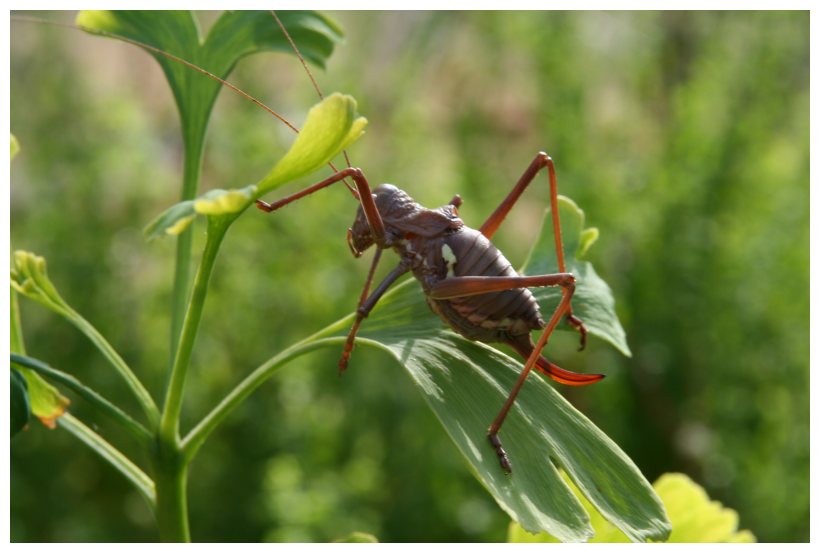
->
160, 216, 232, 442
182, 333, 348, 462
12, 251, 160, 425
59, 412, 156, 507
11, 353, 152, 446
169, 137, 204, 363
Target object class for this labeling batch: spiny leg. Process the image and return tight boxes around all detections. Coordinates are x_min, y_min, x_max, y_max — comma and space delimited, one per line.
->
428, 273, 576, 299
338, 248, 382, 373
256, 167, 388, 250
256, 167, 400, 373
339, 261, 410, 375
428, 274, 602, 385
488, 285, 578, 474
428, 272, 602, 473
478, 152, 586, 349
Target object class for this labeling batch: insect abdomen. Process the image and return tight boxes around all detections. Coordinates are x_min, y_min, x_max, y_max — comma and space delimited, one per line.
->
427, 227, 544, 343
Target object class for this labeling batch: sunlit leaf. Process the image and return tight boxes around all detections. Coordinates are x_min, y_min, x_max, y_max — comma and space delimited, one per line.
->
319, 197, 666, 542
143, 201, 195, 240
193, 185, 257, 215
257, 93, 367, 193
508, 472, 755, 542
144, 96, 365, 238
13, 366, 70, 429
144, 185, 256, 239
655, 473, 755, 542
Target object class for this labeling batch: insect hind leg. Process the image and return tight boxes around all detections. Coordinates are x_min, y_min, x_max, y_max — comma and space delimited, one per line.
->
478, 152, 586, 349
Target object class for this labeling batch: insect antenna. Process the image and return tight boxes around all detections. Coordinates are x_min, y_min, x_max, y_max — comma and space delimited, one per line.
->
11, 13, 356, 187
270, 10, 358, 197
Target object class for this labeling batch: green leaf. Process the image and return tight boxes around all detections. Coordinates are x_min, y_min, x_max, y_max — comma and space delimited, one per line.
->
76, 10, 344, 176
257, 93, 367, 193
11, 251, 156, 422
320, 197, 667, 542
654, 474, 755, 542
508, 472, 755, 542
144, 96, 366, 239
144, 200, 196, 240
11, 133, 20, 160
10, 369, 31, 436
11, 366, 70, 430
521, 196, 631, 356
193, 184, 258, 215
143, 185, 258, 240
9, 252, 70, 428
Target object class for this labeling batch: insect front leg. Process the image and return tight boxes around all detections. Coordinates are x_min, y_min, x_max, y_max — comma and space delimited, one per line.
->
478, 152, 587, 349
256, 167, 388, 249
339, 261, 410, 374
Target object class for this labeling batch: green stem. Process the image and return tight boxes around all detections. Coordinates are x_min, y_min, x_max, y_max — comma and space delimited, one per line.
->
182, 334, 348, 462
160, 217, 230, 440
170, 232, 193, 362
59, 412, 156, 507
155, 215, 231, 543
158, 110, 209, 544
169, 140, 203, 362
153, 439, 190, 542
11, 353, 152, 446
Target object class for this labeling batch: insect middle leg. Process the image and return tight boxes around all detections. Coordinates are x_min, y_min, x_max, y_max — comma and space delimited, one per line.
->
479, 152, 587, 349
338, 259, 409, 374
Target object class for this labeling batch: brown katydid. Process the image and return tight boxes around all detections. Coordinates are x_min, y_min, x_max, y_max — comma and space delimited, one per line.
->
254, 13, 606, 474
20, 11, 607, 474
257, 156, 604, 474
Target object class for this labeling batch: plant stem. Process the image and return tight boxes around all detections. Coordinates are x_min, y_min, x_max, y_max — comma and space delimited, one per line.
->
153, 436, 190, 542
169, 129, 205, 363
182, 334, 348, 462
160, 217, 230, 440
59, 412, 156, 507
154, 216, 231, 542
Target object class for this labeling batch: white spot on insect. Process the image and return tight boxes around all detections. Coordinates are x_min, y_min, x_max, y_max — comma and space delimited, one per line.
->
442, 244, 457, 277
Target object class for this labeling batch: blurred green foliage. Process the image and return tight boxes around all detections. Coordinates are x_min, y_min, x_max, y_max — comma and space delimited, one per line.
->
10, 11, 808, 542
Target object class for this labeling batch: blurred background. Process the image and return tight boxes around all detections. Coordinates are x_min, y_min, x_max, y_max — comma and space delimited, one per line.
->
10, 11, 808, 542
